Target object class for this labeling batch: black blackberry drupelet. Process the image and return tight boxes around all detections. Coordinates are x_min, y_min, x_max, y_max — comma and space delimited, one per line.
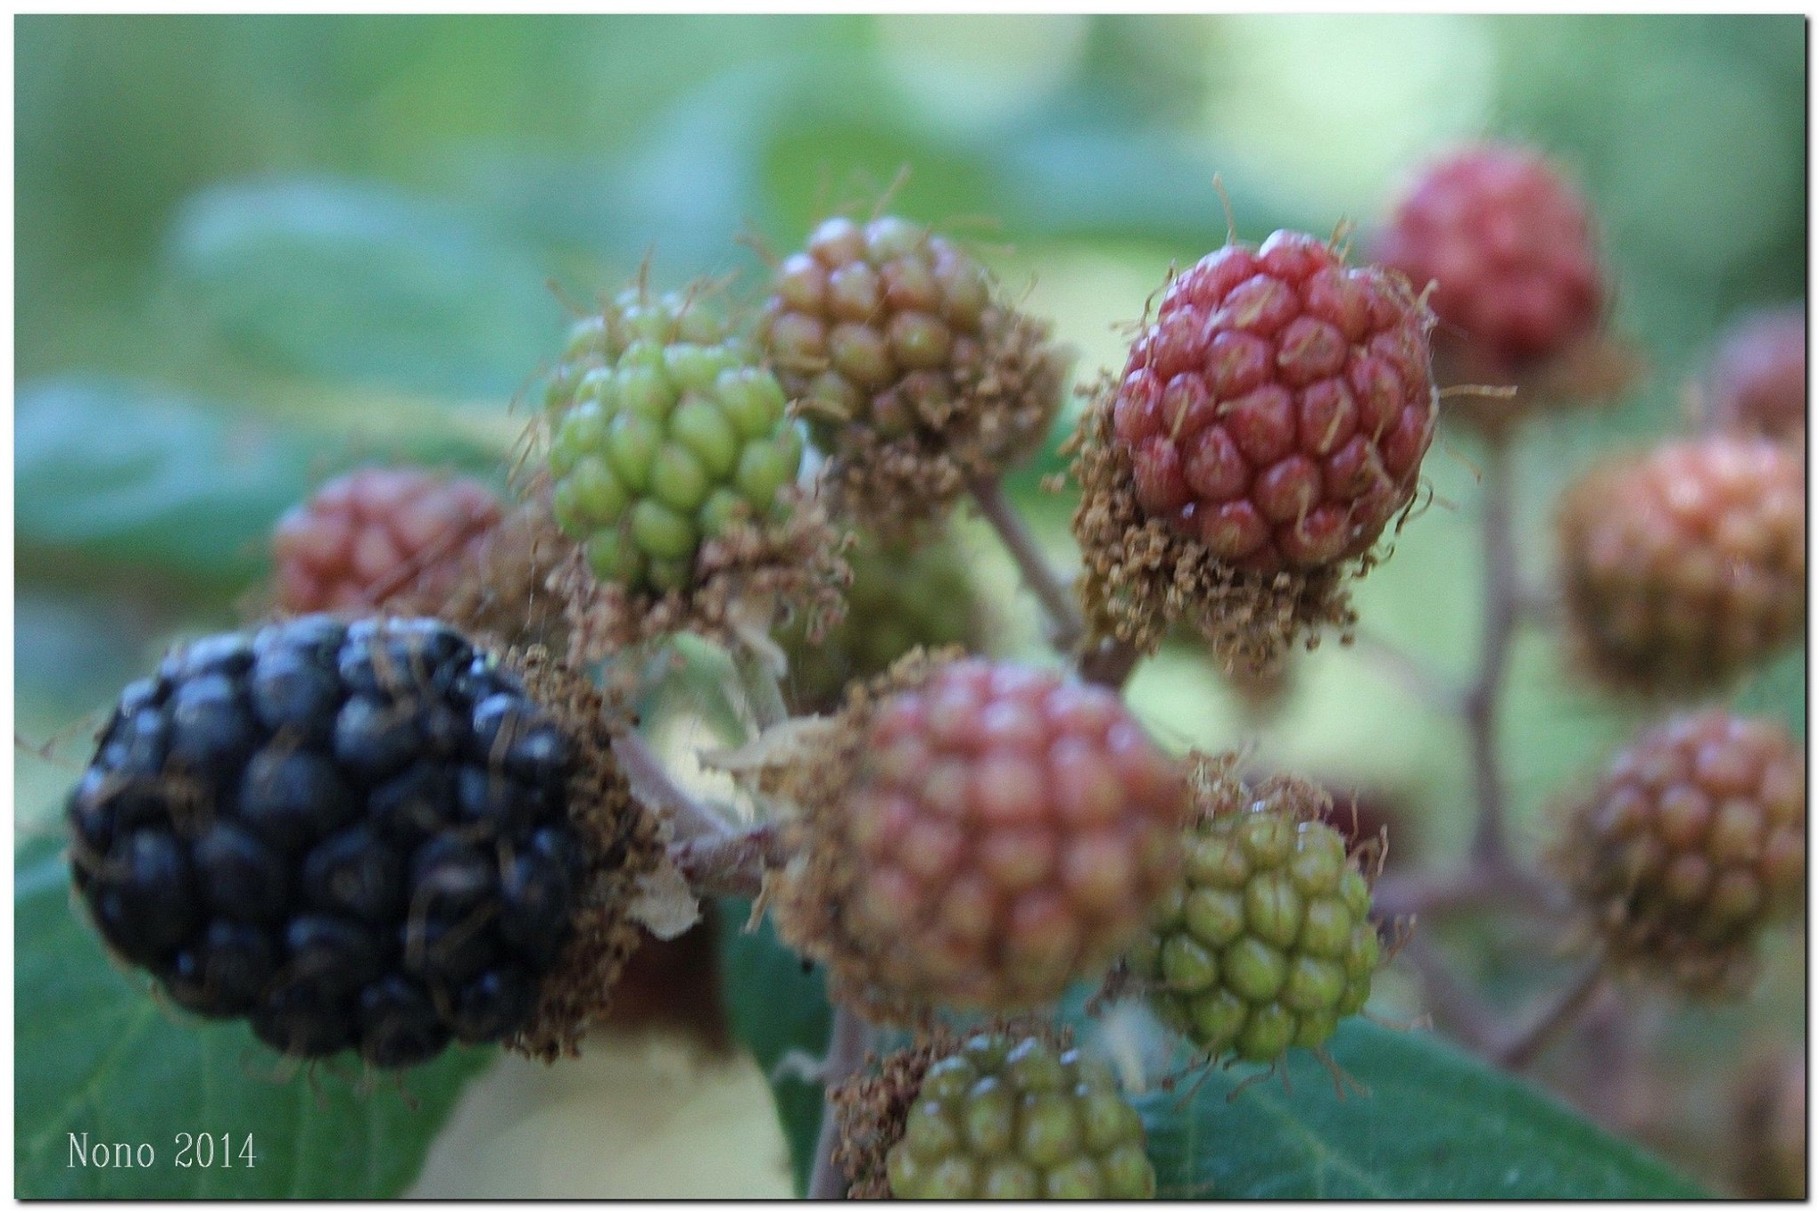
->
67, 616, 586, 1070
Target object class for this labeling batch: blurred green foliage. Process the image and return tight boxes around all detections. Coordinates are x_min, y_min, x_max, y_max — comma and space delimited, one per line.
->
14, 14, 1805, 1198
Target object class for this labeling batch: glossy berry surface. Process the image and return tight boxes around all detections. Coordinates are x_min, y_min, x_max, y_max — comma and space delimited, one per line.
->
66, 616, 585, 1068
1109, 229, 1436, 574
886, 1033, 1155, 1200
1557, 436, 1804, 694
844, 659, 1186, 1010
1562, 711, 1804, 994
1375, 143, 1604, 376
545, 290, 804, 595
272, 469, 503, 614
1132, 783, 1380, 1064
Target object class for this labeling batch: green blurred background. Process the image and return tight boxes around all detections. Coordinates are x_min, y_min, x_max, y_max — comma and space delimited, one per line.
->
15, 13, 1806, 1196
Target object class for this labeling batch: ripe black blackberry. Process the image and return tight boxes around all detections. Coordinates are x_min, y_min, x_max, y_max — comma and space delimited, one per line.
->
66, 615, 654, 1069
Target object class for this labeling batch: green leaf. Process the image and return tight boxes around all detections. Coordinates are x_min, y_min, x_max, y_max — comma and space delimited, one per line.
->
714, 897, 832, 1196
164, 177, 562, 400
1137, 1019, 1707, 1199
15, 844, 490, 1198
15, 377, 340, 591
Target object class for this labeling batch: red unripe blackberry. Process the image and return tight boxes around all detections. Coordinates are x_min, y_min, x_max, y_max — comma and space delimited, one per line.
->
66, 616, 651, 1067
774, 658, 1187, 1021
1556, 436, 1804, 695
1108, 229, 1436, 575
1558, 711, 1804, 995
1703, 305, 1806, 443
272, 469, 503, 615
1375, 143, 1605, 380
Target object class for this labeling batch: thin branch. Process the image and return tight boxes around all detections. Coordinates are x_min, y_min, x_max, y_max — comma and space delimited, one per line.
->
1466, 430, 1519, 870
612, 730, 734, 842
807, 1006, 874, 1199
1498, 958, 1608, 1071
968, 476, 1086, 655
669, 825, 787, 899
1372, 862, 1555, 921
1402, 933, 1502, 1054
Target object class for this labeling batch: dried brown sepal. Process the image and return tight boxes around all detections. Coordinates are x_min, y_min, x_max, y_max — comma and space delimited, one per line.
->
552, 482, 850, 664
818, 307, 1069, 534
831, 1018, 1072, 1200
501, 645, 664, 1062
760, 648, 959, 1027
1436, 330, 1645, 434
1069, 379, 1358, 676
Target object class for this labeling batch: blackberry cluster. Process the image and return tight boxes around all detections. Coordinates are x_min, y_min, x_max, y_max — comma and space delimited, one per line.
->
773, 657, 1186, 1022
545, 288, 804, 595
66, 615, 589, 1069
1108, 229, 1436, 573
1558, 710, 1804, 995
1130, 770, 1381, 1064
1375, 143, 1604, 379
780, 523, 989, 713
1556, 436, 1805, 695
1703, 305, 1806, 444
271, 468, 503, 616
760, 214, 1064, 527
885, 1033, 1155, 1200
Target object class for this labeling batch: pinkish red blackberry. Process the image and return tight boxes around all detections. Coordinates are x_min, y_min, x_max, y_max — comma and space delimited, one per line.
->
1556, 436, 1804, 696
772, 657, 1187, 1021
1556, 710, 1804, 995
1703, 305, 1806, 443
272, 469, 504, 615
66, 616, 615, 1069
761, 215, 1065, 528
1375, 143, 1605, 383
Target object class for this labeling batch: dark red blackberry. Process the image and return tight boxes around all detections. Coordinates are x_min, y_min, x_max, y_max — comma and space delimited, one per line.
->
65, 616, 603, 1069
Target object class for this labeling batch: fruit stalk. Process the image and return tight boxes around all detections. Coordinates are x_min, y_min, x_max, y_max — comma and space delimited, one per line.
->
1498, 957, 1608, 1070
1466, 429, 1519, 869
807, 1005, 874, 1199
969, 476, 1086, 654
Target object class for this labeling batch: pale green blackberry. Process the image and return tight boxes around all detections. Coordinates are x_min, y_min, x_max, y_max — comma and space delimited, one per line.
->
1130, 767, 1381, 1064
545, 289, 805, 595
886, 1033, 1156, 1200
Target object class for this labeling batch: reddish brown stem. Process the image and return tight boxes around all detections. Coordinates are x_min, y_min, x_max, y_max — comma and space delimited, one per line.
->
669, 825, 787, 900
1498, 959, 1608, 1071
969, 476, 1087, 655
807, 1006, 873, 1199
1466, 430, 1519, 870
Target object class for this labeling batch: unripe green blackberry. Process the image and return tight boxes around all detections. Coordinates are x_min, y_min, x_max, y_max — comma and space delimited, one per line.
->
884, 1033, 1156, 1200
1557, 436, 1804, 696
761, 215, 1065, 527
1130, 764, 1381, 1064
545, 288, 805, 595
1557, 710, 1804, 996
780, 523, 992, 713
